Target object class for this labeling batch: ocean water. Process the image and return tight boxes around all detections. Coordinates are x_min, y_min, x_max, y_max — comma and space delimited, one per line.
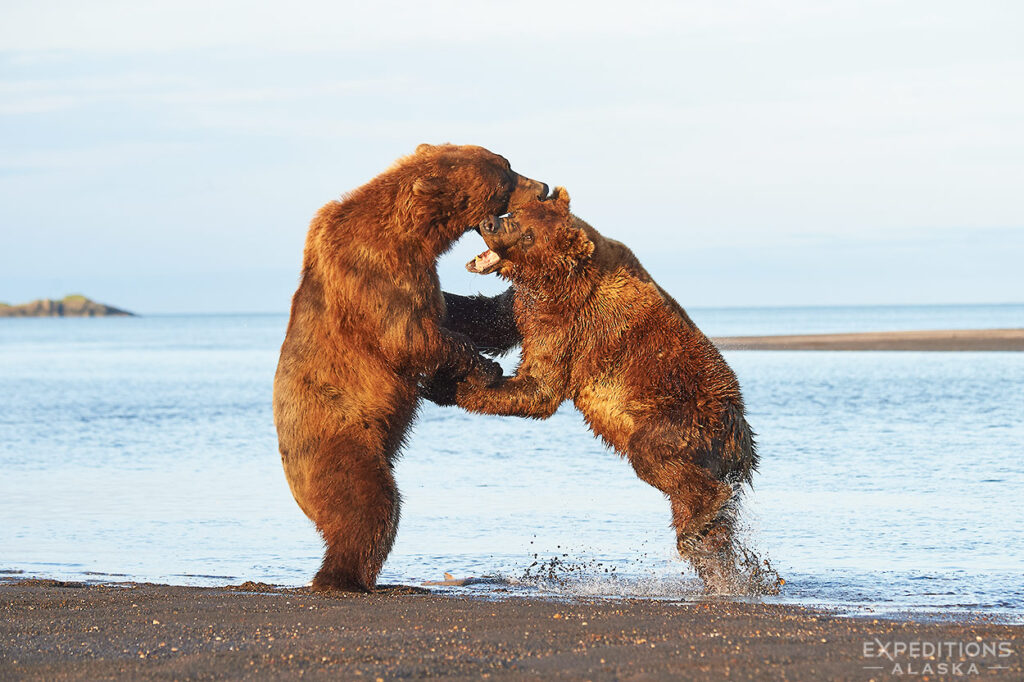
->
1, 304, 1022, 621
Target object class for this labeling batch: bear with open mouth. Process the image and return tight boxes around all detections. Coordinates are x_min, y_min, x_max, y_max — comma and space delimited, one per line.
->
458, 188, 761, 592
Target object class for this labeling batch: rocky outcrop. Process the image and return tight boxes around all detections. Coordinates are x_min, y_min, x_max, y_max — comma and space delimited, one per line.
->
0, 295, 135, 318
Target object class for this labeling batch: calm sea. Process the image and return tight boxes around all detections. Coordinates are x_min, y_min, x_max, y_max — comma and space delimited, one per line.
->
1, 304, 1022, 621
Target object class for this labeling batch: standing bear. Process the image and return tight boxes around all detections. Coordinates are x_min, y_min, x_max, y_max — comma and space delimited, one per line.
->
458, 188, 759, 591
274, 144, 547, 592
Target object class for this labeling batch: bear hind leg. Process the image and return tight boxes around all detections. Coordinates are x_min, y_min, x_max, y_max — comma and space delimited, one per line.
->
626, 424, 739, 592
305, 441, 401, 593
667, 468, 735, 558
672, 494, 740, 593
626, 427, 734, 555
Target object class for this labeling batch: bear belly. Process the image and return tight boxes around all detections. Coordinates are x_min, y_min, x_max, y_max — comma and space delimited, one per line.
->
574, 381, 636, 454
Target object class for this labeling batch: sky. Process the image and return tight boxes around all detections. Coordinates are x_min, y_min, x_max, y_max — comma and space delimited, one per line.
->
1, 1, 1022, 313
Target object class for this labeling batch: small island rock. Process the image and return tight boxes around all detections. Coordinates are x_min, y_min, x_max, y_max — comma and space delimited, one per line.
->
0, 294, 135, 318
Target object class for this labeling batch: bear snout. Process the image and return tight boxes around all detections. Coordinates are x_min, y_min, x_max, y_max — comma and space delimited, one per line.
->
479, 215, 499, 234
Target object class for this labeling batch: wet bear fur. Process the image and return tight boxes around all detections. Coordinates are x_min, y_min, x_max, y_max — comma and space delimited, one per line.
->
457, 188, 758, 590
274, 144, 545, 592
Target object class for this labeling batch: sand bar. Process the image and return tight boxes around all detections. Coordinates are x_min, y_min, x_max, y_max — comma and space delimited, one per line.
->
713, 328, 1024, 351
1, 579, 1021, 680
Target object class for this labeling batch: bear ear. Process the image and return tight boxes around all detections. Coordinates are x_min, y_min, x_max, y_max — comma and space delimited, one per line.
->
552, 186, 571, 208
563, 225, 594, 263
415, 143, 435, 155
413, 175, 447, 196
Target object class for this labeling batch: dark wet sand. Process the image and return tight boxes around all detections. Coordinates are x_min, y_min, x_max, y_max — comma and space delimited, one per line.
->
713, 328, 1024, 351
1, 580, 1020, 680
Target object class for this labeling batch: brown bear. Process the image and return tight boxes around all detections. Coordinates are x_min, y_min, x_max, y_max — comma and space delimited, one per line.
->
274, 144, 546, 592
458, 188, 759, 591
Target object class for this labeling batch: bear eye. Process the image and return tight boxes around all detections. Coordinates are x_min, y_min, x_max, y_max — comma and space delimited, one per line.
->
522, 230, 535, 245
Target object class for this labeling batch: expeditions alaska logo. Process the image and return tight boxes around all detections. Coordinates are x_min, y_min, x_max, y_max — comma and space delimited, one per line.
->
862, 637, 1015, 676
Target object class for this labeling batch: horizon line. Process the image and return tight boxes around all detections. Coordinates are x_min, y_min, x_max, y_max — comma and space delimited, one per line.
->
92, 300, 1024, 317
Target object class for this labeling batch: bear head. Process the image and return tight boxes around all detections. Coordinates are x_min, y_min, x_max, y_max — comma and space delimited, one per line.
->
396, 143, 549, 251
466, 187, 594, 284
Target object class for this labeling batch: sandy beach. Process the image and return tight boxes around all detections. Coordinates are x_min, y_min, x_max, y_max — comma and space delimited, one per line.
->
1, 579, 1020, 680
712, 328, 1024, 351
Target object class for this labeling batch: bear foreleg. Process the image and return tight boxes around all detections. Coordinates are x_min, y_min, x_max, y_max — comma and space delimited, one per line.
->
455, 373, 563, 419
442, 287, 520, 357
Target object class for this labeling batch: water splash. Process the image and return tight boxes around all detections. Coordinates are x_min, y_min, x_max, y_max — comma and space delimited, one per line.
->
691, 541, 785, 596
479, 542, 714, 600
486, 530, 788, 601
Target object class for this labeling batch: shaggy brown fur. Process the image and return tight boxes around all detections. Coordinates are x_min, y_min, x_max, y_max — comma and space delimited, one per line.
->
274, 144, 545, 592
458, 188, 758, 591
